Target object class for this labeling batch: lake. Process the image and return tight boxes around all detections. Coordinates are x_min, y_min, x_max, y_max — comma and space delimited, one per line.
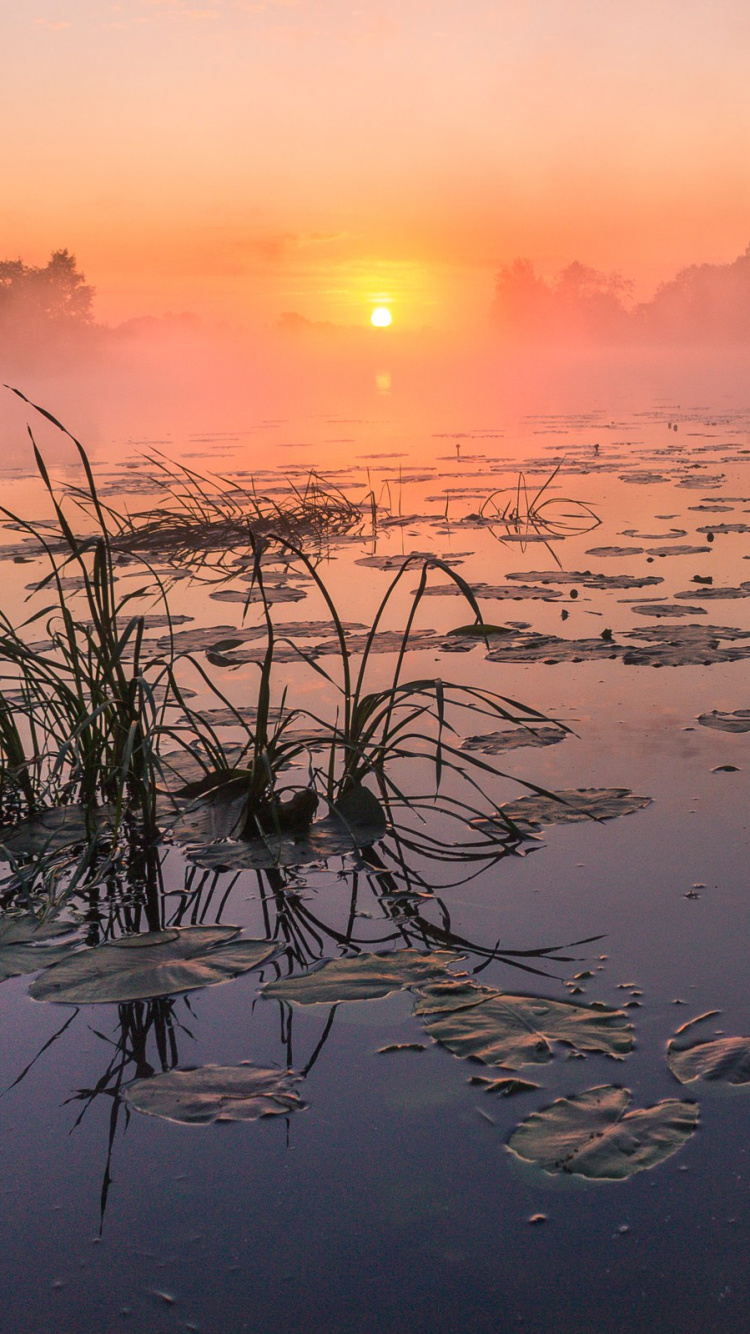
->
2, 349, 750, 1334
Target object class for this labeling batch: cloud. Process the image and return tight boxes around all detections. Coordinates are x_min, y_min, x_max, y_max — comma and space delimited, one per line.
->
33, 17, 72, 28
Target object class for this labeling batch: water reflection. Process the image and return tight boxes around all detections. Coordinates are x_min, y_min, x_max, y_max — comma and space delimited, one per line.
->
5, 836, 595, 1230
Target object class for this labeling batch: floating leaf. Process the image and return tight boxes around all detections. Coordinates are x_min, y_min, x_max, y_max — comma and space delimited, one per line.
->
29, 926, 277, 1004
415, 982, 633, 1068
469, 1075, 540, 1095
0, 805, 114, 859
507, 1085, 698, 1179
263, 949, 458, 1005
674, 586, 750, 601
447, 623, 515, 638
420, 582, 562, 601
0, 916, 77, 983
460, 726, 566, 755
585, 546, 644, 557
486, 635, 622, 665
505, 570, 664, 590
697, 709, 750, 733
645, 545, 712, 556
474, 788, 651, 835
667, 1011, 750, 1086
631, 603, 707, 618
122, 1064, 306, 1124
621, 623, 750, 667
180, 785, 387, 871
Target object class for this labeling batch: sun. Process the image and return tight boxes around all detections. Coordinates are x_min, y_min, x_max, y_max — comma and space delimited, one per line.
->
371, 306, 392, 328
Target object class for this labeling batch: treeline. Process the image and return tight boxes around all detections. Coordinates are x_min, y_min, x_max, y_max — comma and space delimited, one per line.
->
492, 244, 750, 343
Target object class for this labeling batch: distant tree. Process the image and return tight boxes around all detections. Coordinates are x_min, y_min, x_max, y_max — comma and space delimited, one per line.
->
638, 244, 750, 341
492, 257, 632, 342
492, 259, 554, 334
0, 249, 94, 325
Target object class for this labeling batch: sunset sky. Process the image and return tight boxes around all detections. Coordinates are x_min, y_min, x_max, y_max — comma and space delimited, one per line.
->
6, 0, 750, 331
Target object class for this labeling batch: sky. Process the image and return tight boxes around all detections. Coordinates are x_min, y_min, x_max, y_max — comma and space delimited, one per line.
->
4, 0, 750, 332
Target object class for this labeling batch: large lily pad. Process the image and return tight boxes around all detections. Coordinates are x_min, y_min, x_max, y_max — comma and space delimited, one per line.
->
632, 603, 707, 618
621, 623, 750, 667
697, 709, 750, 733
460, 726, 566, 755
507, 1085, 699, 1179
414, 982, 633, 1068
29, 925, 278, 1004
474, 788, 651, 835
505, 570, 663, 590
178, 785, 387, 871
674, 586, 750, 600
667, 1012, 750, 1086
485, 635, 622, 665
0, 916, 77, 983
122, 1064, 307, 1124
262, 949, 458, 1004
0, 805, 113, 859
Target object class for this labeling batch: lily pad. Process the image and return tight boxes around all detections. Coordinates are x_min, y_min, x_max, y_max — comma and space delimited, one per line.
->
667, 1012, 750, 1086
475, 789, 651, 835
697, 709, 750, 733
645, 545, 712, 557
0, 805, 114, 859
505, 570, 663, 590
0, 916, 77, 983
622, 623, 750, 667
485, 635, 622, 665
631, 603, 707, 618
415, 982, 633, 1068
420, 583, 562, 601
178, 784, 387, 871
507, 1085, 699, 1179
210, 584, 307, 604
674, 586, 750, 600
469, 1075, 540, 1095
262, 948, 458, 1004
122, 1064, 307, 1124
460, 727, 566, 755
695, 523, 750, 534
585, 546, 644, 557
29, 926, 278, 1004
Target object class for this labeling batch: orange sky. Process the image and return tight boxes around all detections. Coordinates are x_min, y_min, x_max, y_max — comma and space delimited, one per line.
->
5, 0, 750, 331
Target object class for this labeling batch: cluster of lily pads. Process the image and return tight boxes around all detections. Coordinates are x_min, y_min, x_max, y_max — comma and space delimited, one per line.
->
6, 888, 749, 1186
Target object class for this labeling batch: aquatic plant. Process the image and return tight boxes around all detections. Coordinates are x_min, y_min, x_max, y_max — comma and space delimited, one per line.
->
102, 449, 375, 571
0, 394, 175, 840
478, 460, 601, 558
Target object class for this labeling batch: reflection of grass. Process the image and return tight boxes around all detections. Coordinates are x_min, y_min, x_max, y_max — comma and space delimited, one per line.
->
479, 461, 600, 558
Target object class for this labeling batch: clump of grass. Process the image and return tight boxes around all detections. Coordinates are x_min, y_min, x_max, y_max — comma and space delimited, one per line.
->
0, 389, 175, 841
94, 450, 376, 572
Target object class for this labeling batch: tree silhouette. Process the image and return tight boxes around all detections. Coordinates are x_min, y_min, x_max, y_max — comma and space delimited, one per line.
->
0, 248, 94, 326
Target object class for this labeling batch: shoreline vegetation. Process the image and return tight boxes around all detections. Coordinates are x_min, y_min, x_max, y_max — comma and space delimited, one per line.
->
7, 245, 750, 368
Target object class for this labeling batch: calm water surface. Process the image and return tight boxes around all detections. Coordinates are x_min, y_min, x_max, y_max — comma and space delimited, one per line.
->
2, 359, 750, 1333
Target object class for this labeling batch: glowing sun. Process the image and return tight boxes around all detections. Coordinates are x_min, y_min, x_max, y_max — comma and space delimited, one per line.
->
371, 306, 392, 328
